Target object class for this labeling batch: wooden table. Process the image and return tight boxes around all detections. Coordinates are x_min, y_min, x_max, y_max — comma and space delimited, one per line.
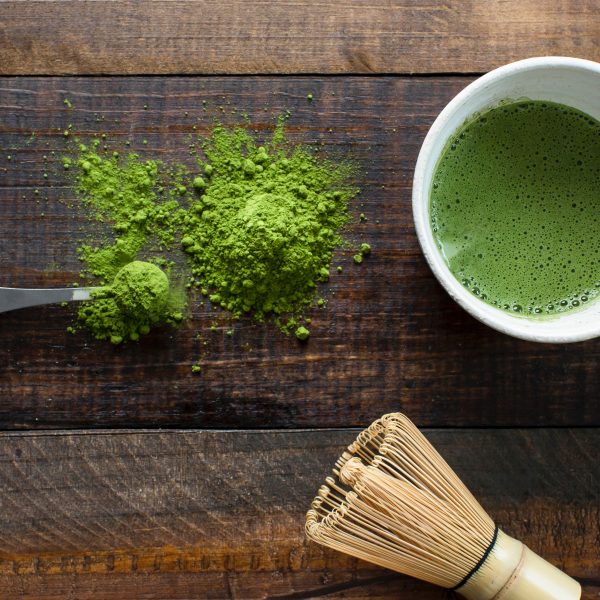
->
0, 2, 599, 598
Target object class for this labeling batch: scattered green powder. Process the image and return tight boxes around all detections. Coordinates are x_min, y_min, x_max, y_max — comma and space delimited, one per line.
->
71, 143, 189, 341
74, 140, 187, 282
352, 243, 371, 265
69, 117, 363, 343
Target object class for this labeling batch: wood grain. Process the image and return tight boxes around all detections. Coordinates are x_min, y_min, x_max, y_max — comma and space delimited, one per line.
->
0, 1, 599, 76
2, 76, 600, 430
2, 5, 598, 600
0, 428, 598, 599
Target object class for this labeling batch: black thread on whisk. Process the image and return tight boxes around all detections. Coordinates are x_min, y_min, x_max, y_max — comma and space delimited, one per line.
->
451, 525, 499, 591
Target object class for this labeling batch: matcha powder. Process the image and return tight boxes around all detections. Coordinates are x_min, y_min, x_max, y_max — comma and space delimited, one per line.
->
79, 261, 182, 343
183, 123, 358, 324
68, 117, 364, 343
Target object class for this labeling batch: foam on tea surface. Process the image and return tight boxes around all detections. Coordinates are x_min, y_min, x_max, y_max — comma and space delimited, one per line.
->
431, 100, 600, 316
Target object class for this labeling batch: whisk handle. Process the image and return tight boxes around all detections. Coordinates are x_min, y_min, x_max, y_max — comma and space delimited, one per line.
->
457, 530, 581, 600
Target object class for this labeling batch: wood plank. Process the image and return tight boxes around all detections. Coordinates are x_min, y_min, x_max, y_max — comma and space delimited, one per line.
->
2, 575, 597, 600
2, 76, 600, 429
0, 428, 598, 599
1, 1, 599, 76
0, 572, 456, 600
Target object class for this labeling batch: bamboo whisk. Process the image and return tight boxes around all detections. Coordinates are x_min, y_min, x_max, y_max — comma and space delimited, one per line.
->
306, 413, 581, 600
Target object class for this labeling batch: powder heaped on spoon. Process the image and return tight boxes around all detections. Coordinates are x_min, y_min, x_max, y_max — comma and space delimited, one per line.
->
78, 261, 182, 344
112, 261, 169, 321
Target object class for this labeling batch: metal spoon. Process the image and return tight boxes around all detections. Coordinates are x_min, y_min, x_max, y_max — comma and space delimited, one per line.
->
0, 286, 98, 314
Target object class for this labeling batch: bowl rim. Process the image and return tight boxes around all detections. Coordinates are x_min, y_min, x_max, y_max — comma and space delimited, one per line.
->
412, 56, 600, 343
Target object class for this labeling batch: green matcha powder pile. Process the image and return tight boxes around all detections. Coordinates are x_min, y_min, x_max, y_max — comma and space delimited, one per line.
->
69, 118, 365, 344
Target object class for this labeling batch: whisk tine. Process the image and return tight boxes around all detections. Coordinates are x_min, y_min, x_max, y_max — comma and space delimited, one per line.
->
305, 413, 581, 600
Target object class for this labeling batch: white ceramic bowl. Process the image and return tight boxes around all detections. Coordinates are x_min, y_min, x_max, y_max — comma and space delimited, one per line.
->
412, 56, 600, 343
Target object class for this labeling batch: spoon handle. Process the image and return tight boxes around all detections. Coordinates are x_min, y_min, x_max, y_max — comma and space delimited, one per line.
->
0, 287, 97, 314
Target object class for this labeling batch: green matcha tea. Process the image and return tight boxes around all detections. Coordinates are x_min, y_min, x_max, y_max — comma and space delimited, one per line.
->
430, 100, 600, 316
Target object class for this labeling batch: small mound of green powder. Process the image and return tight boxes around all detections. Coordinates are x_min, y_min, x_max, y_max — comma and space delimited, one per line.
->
78, 261, 181, 343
